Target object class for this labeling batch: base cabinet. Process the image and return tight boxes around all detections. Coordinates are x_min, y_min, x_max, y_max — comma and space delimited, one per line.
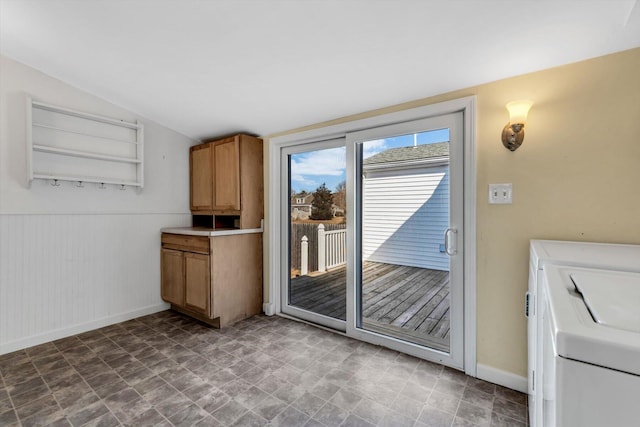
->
160, 232, 262, 327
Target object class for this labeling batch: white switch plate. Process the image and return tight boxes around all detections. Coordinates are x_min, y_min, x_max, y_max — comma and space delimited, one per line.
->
489, 183, 513, 204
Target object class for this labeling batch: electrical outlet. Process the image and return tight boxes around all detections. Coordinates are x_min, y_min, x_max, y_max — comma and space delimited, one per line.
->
489, 183, 513, 204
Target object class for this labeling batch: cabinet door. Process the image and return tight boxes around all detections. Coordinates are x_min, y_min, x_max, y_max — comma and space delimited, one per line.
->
161, 248, 184, 306
190, 143, 213, 211
212, 138, 241, 211
184, 252, 211, 316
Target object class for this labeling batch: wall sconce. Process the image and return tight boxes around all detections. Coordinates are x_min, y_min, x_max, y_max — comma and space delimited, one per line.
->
502, 100, 533, 151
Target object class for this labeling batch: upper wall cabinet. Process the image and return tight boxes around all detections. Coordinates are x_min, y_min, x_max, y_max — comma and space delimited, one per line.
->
190, 134, 263, 229
26, 96, 144, 189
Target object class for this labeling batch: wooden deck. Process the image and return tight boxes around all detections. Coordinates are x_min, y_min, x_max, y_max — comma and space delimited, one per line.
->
289, 261, 450, 351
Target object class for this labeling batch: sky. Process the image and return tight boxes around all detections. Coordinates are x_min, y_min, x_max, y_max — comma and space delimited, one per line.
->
290, 128, 449, 193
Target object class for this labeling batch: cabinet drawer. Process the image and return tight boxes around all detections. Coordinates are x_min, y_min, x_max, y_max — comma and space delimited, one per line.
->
161, 233, 210, 254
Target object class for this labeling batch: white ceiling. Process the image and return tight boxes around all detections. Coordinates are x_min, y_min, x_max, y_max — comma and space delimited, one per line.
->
1, 0, 639, 141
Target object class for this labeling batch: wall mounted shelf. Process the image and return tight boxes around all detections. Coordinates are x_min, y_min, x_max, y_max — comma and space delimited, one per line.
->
26, 96, 144, 189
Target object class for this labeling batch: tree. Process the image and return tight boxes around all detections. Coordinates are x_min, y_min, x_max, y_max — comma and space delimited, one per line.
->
310, 183, 333, 220
333, 181, 346, 215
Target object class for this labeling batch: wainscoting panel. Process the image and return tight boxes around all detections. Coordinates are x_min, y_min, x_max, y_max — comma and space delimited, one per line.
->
0, 213, 190, 354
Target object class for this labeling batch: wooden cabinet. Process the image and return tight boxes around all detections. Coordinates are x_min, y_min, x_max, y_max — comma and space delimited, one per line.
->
189, 134, 263, 229
160, 248, 184, 306
160, 232, 262, 328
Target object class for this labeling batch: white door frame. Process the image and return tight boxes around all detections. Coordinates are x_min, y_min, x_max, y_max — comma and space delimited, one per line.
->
266, 96, 477, 376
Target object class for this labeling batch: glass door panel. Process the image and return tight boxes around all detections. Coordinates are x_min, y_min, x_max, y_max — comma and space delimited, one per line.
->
281, 141, 347, 330
346, 111, 464, 368
359, 130, 451, 352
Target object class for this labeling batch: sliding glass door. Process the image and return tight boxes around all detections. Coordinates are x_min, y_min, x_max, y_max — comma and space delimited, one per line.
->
276, 110, 467, 369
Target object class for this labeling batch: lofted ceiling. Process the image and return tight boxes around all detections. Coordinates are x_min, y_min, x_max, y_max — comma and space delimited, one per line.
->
1, 0, 639, 141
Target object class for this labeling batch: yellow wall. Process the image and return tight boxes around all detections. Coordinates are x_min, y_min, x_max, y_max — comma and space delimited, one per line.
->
263, 48, 640, 377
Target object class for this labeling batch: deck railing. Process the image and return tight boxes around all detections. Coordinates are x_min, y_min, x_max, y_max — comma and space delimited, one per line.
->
300, 223, 347, 275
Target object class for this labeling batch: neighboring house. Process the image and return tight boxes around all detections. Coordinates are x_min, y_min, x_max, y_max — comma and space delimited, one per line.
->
362, 142, 450, 271
291, 192, 345, 219
291, 193, 314, 219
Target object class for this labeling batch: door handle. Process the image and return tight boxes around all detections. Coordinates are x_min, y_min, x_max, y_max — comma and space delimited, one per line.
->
444, 228, 457, 256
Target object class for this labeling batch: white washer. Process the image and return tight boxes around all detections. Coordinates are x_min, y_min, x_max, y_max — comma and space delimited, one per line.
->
528, 240, 640, 427
541, 265, 640, 427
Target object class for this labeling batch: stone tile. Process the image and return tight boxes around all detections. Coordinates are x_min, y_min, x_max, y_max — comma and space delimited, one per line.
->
462, 387, 494, 409
21, 410, 68, 427
441, 367, 470, 385
428, 390, 461, 415
229, 410, 268, 427
0, 409, 19, 426
272, 384, 307, 404
112, 397, 152, 423
418, 404, 456, 427
233, 386, 269, 409
467, 378, 496, 395
490, 412, 527, 427
132, 375, 166, 395
15, 394, 59, 420
400, 379, 433, 403
168, 403, 209, 426
194, 414, 225, 427
270, 406, 310, 427
103, 387, 140, 411
251, 395, 288, 420
211, 399, 249, 425
494, 386, 527, 406
55, 387, 98, 411
46, 373, 85, 393
313, 402, 348, 426
140, 382, 177, 406
93, 378, 130, 400
388, 395, 424, 420
341, 413, 376, 427
378, 411, 415, 427
452, 415, 484, 427
66, 401, 110, 426
329, 388, 363, 412
125, 408, 166, 426
292, 392, 326, 417
491, 398, 527, 423
196, 388, 231, 414
155, 392, 192, 419
456, 401, 491, 426
351, 398, 388, 424
182, 381, 215, 402
435, 378, 466, 397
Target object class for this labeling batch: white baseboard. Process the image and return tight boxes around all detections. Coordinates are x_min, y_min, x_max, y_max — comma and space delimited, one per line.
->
476, 363, 527, 393
263, 302, 276, 316
0, 303, 169, 356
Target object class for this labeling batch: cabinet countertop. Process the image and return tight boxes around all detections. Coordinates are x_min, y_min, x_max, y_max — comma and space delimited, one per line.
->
161, 227, 263, 237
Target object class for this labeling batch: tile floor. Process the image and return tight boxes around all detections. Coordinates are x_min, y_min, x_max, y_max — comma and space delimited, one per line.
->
0, 311, 528, 427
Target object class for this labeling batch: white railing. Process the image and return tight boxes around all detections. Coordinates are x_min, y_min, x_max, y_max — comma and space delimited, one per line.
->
321, 224, 347, 270
300, 224, 347, 275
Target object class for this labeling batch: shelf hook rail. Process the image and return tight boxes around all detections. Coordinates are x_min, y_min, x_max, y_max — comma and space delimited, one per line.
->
98, 182, 106, 189
77, 181, 84, 188
51, 179, 60, 187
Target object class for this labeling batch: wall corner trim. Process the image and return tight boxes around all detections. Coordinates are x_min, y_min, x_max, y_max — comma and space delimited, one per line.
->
263, 303, 276, 316
476, 363, 527, 393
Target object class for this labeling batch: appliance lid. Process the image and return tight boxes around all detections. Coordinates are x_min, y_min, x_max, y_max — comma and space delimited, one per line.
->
531, 240, 640, 272
572, 272, 640, 334
544, 265, 640, 376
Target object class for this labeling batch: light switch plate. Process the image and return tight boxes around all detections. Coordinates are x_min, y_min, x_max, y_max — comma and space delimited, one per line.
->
489, 183, 513, 204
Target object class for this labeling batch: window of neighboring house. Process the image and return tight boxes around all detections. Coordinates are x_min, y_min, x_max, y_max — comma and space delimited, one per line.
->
296, 198, 304, 204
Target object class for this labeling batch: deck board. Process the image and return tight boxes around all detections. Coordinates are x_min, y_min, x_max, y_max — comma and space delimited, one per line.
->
289, 261, 450, 350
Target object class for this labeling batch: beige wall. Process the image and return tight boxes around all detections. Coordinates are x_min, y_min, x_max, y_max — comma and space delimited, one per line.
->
262, 48, 640, 377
